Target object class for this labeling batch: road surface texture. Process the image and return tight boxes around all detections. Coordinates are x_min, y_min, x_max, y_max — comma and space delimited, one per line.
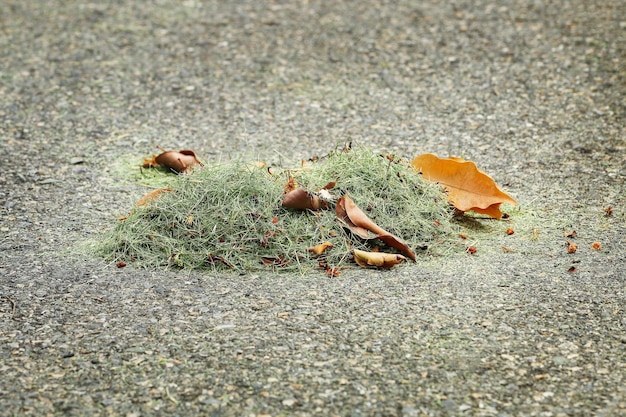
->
1, 0, 625, 416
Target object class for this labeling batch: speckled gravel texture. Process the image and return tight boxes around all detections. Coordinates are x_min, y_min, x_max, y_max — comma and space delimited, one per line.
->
1, 0, 625, 416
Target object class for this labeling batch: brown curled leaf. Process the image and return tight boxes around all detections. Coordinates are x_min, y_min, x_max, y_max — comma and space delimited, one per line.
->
282, 188, 327, 211
154, 149, 203, 174
337, 195, 386, 236
308, 241, 334, 256
336, 195, 416, 261
375, 234, 417, 261
353, 249, 406, 269
335, 196, 370, 239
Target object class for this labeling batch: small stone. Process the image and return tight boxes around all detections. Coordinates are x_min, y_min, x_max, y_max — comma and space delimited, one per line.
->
441, 399, 457, 410
282, 398, 296, 407
459, 404, 472, 412
400, 403, 419, 417
39, 178, 59, 185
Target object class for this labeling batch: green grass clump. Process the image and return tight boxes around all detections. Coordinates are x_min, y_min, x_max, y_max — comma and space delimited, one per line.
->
96, 147, 456, 273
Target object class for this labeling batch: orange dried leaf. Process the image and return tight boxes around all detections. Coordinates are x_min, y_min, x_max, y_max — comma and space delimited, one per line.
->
308, 241, 334, 256
591, 241, 602, 250
506, 227, 515, 235
471, 204, 509, 219
353, 249, 406, 269
136, 187, 173, 206
411, 153, 517, 219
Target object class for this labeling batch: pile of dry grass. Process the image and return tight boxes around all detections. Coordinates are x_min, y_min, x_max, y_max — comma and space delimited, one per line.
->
96, 147, 457, 274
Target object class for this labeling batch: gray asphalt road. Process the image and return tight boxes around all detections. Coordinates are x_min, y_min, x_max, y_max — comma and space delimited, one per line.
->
1, 0, 625, 416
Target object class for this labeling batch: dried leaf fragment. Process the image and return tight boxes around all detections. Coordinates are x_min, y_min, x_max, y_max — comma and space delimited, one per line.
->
308, 241, 334, 256
353, 249, 406, 269
566, 241, 578, 254
142, 155, 158, 168
321, 181, 337, 190
261, 255, 289, 267
284, 176, 298, 193
136, 187, 173, 206
318, 259, 341, 277
411, 153, 517, 219
206, 254, 234, 269
591, 241, 602, 250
